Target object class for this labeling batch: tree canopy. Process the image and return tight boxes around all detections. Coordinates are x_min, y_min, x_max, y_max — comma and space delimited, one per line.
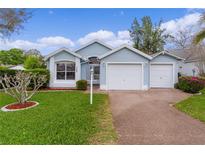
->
0, 9, 31, 38
24, 55, 46, 69
0, 48, 25, 65
193, 13, 205, 44
129, 16, 170, 54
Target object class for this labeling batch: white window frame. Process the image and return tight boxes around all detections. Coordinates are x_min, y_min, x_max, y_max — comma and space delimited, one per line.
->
55, 61, 76, 81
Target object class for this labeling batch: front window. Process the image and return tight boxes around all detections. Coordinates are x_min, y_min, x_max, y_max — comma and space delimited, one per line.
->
56, 62, 75, 80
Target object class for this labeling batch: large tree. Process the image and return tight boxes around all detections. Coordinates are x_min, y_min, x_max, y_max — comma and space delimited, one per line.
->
129, 16, 170, 54
0, 48, 25, 65
169, 28, 194, 49
193, 12, 205, 44
0, 9, 31, 37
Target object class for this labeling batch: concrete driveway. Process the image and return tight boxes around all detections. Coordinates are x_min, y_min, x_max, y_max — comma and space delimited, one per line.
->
109, 89, 205, 144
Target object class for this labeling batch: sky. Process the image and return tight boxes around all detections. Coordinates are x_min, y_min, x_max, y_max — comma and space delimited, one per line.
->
0, 8, 204, 55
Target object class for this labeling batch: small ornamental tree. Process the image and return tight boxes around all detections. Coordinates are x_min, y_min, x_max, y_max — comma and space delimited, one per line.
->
0, 71, 47, 104
24, 55, 46, 69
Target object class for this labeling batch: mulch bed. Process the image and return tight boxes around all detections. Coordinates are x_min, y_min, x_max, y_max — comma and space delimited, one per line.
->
5, 102, 36, 110
39, 88, 77, 91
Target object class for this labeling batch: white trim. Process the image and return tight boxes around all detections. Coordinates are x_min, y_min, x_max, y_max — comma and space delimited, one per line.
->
45, 47, 84, 61
99, 44, 153, 60
105, 62, 144, 90
152, 51, 185, 60
54, 59, 75, 62
149, 62, 175, 88
74, 39, 113, 53
54, 61, 76, 81
85, 55, 100, 62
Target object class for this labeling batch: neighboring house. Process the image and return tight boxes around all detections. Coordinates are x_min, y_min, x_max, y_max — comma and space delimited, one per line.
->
9, 65, 25, 70
45, 39, 185, 90
169, 47, 205, 76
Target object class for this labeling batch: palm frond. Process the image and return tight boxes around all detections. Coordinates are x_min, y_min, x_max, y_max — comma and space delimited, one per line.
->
193, 29, 205, 44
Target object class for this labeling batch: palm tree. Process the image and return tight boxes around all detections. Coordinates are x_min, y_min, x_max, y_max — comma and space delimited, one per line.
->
193, 13, 205, 44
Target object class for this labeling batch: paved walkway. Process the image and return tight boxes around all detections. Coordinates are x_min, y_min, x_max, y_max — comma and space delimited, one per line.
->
109, 89, 205, 144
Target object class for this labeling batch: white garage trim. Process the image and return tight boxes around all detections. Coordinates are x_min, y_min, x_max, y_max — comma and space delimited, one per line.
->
150, 62, 175, 88
105, 62, 144, 90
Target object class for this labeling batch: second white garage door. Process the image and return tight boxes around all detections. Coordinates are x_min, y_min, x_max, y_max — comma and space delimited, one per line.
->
150, 64, 174, 88
107, 64, 142, 90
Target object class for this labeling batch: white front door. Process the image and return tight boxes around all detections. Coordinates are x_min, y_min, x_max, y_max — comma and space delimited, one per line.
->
107, 64, 142, 90
150, 64, 174, 88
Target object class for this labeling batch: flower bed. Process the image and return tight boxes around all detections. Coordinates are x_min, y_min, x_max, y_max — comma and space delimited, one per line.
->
1, 101, 39, 112
176, 76, 205, 93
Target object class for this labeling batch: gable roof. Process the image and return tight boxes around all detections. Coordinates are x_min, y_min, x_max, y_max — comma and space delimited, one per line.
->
75, 39, 113, 53
99, 44, 153, 60
168, 47, 205, 63
45, 47, 84, 61
151, 51, 185, 60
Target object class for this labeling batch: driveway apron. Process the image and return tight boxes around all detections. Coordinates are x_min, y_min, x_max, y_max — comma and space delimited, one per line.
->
109, 89, 205, 144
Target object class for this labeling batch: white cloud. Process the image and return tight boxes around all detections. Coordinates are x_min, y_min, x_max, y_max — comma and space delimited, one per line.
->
161, 12, 202, 36
77, 30, 132, 47
0, 36, 75, 55
37, 36, 74, 47
0, 30, 132, 55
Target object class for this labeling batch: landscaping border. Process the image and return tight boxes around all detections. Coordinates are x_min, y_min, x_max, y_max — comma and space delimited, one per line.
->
1, 101, 39, 112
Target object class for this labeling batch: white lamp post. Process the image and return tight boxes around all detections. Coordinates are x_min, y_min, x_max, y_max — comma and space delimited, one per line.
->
90, 67, 94, 105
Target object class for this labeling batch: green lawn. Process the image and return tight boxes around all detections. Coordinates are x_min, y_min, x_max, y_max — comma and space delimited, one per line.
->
0, 91, 117, 144
175, 89, 205, 122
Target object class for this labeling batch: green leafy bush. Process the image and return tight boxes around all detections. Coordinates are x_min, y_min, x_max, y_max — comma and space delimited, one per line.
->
174, 83, 179, 89
76, 80, 87, 90
0, 66, 8, 70
24, 55, 46, 69
0, 68, 50, 89
177, 76, 205, 93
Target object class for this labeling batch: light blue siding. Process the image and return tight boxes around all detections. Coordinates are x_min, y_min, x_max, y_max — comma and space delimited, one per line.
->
46, 42, 182, 89
100, 47, 150, 88
54, 51, 75, 61
75, 42, 111, 58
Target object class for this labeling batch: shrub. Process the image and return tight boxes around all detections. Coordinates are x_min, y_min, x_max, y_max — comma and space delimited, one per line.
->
177, 76, 205, 93
174, 83, 179, 89
0, 68, 50, 89
24, 55, 46, 69
0, 66, 8, 70
76, 80, 87, 90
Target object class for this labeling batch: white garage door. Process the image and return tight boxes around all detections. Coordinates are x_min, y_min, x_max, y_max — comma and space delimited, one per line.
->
107, 64, 142, 90
150, 64, 174, 88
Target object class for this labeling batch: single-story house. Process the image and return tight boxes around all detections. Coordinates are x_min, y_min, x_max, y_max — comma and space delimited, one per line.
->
169, 47, 205, 76
45, 39, 187, 90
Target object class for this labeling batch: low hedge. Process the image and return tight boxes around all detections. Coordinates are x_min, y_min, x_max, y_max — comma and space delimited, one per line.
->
0, 68, 50, 89
76, 80, 87, 90
177, 76, 205, 93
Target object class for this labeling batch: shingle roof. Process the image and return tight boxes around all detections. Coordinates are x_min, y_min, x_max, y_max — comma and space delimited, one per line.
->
168, 47, 205, 63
